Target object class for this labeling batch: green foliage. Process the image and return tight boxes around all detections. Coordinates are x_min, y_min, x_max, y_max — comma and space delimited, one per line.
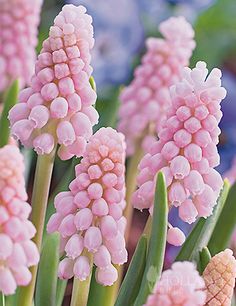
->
56, 280, 67, 306
208, 182, 236, 255
0, 80, 19, 148
115, 236, 148, 306
199, 247, 211, 274
35, 233, 60, 306
192, 0, 236, 68
176, 181, 229, 269
134, 172, 168, 306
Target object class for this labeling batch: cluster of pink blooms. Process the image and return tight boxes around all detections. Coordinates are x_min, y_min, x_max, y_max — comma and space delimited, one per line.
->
0, 0, 42, 91
9, 4, 98, 160
224, 157, 236, 185
47, 127, 127, 286
133, 61, 226, 244
144, 261, 206, 306
203, 249, 236, 306
0, 145, 39, 295
118, 16, 195, 156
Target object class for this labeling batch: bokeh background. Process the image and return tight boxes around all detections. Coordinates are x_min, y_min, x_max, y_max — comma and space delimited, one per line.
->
39, 0, 236, 174
35, 1, 236, 304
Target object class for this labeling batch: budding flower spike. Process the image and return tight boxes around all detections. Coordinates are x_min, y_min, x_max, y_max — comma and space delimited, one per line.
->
47, 127, 127, 286
118, 16, 195, 156
144, 261, 206, 306
9, 4, 98, 160
133, 61, 227, 245
0, 145, 39, 295
203, 249, 236, 306
0, 0, 42, 91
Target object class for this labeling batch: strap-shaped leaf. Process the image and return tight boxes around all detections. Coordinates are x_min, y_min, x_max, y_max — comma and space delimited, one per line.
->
176, 181, 229, 266
134, 172, 168, 306
56, 280, 67, 306
0, 80, 19, 147
35, 233, 60, 306
199, 247, 211, 274
208, 181, 236, 255
115, 235, 148, 306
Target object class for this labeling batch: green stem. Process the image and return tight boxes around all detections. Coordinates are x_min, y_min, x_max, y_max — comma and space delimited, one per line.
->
0, 293, 5, 306
70, 254, 93, 306
124, 141, 143, 241
0, 80, 19, 147
70, 276, 92, 306
17, 147, 56, 306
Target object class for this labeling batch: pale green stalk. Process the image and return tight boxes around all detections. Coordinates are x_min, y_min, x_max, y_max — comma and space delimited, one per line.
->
70, 253, 93, 306
17, 147, 56, 306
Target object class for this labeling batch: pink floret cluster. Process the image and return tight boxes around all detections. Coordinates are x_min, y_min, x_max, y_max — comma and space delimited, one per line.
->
0, 0, 42, 91
9, 4, 98, 160
144, 262, 206, 306
0, 145, 39, 295
47, 127, 127, 286
118, 16, 195, 156
133, 62, 226, 229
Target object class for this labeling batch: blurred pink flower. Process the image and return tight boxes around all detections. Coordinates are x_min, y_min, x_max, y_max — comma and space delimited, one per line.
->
203, 249, 236, 306
9, 4, 98, 160
47, 127, 127, 286
118, 16, 195, 156
144, 261, 206, 306
0, 0, 42, 91
133, 61, 226, 244
0, 145, 39, 295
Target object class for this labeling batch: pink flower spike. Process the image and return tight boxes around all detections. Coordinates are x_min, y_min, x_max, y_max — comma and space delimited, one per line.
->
0, 145, 39, 295
47, 127, 127, 285
144, 261, 206, 306
118, 16, 195, 156
9, 4, 97, 160
133, 62, 226, 244
0, 0, 42, 91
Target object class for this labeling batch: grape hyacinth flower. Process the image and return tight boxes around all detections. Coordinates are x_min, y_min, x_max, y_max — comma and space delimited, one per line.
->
133, 62, 226, 244
47, 127, 127, 286
144, 261, 206, 305
0, 0, 42, 91
203, 249, 236, 306
9, 4, 98, 160
118, 16, 195, 156
0, 145, 39, 295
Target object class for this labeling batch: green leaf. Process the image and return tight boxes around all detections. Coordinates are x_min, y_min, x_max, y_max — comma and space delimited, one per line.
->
89, 76, 96, 91
94, 88, 120, 132
115, 235, 148, 306
0, 293, 5, 306
192, 0, 236, 68
0, 80, 19, 147
199, 247, 211, 274
208, 181, 236, 255
176, 181, 229, 267
134, 172, 168, 306
35, 233, 60, 306
56, 280, 67, 306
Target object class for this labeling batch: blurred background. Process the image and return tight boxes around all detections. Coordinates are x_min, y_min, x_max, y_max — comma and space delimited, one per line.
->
38, 0, 236, 174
